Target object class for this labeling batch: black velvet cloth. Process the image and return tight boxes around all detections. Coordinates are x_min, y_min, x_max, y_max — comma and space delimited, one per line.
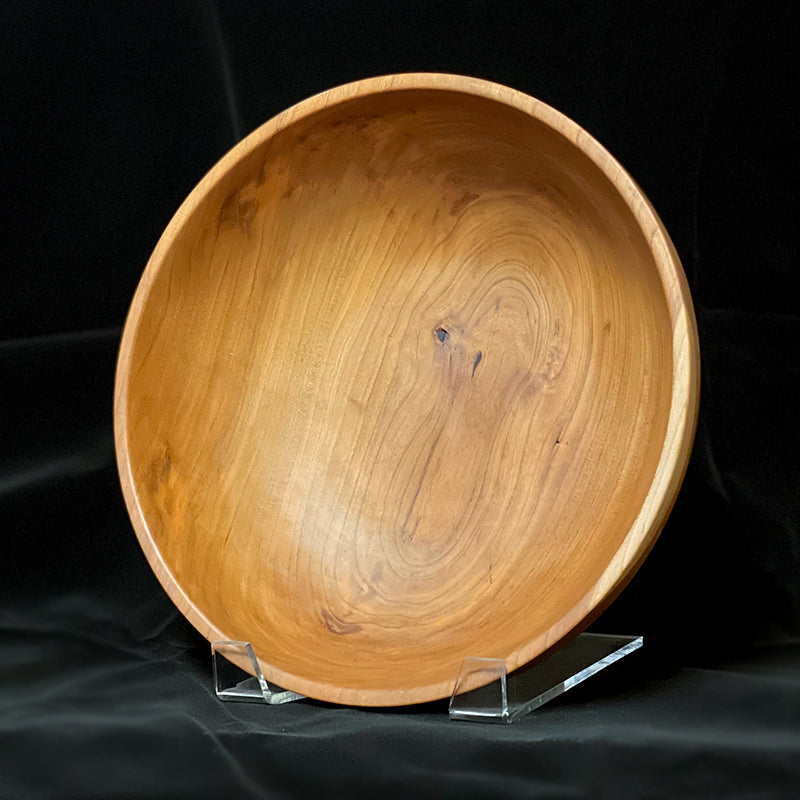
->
2, 2, 799, 797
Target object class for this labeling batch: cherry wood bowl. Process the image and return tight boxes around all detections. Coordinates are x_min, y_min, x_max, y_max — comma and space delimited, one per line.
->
115, 74, 699, 706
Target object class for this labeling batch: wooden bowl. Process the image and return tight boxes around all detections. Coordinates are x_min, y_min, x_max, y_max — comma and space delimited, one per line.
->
115, 74, 699, 706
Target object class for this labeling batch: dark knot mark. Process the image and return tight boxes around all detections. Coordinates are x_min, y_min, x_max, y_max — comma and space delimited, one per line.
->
321, 609, 361, 636
218, 191, 258, 234
472, 350, 483, 377
435, 326, 449, 344
148, 449, 172, 494
450, 190, 479, 216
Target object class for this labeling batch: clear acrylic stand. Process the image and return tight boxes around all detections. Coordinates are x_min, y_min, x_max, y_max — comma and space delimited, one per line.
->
212, 632, 642, 722
449, 633, 642, 723
212, 641, 304, 704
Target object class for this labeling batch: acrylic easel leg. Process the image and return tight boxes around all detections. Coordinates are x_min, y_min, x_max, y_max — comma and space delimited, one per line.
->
212, 641, 305, 705
449, 633, 643, 724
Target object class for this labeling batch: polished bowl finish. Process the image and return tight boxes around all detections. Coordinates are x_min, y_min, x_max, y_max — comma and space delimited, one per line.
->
115, 74, 699, 706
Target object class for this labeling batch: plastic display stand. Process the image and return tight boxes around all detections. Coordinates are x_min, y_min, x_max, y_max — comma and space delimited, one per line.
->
211, 632, 642, 724
448, 633, 642, 723
212, 641, 304, 705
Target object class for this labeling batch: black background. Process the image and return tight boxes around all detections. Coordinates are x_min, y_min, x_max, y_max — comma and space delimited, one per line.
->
2, 1, 799, 797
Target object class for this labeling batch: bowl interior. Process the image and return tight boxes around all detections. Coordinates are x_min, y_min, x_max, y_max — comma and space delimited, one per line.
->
120, 86, 677, 704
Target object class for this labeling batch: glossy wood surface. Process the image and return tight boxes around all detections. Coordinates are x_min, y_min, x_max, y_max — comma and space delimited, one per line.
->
115, 74, 699, 705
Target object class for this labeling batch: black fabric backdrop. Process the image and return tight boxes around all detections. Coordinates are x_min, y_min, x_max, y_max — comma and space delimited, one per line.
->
2, 1, 799, 797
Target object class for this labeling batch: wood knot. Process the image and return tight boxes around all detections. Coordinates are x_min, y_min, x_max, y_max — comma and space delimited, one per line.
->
321, 609, 361, 636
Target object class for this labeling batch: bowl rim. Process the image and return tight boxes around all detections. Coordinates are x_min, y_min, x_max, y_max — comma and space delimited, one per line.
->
114, 73, 700, 706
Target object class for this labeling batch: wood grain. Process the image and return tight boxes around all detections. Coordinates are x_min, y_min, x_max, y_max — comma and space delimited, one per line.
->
114, 74, 699, 706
